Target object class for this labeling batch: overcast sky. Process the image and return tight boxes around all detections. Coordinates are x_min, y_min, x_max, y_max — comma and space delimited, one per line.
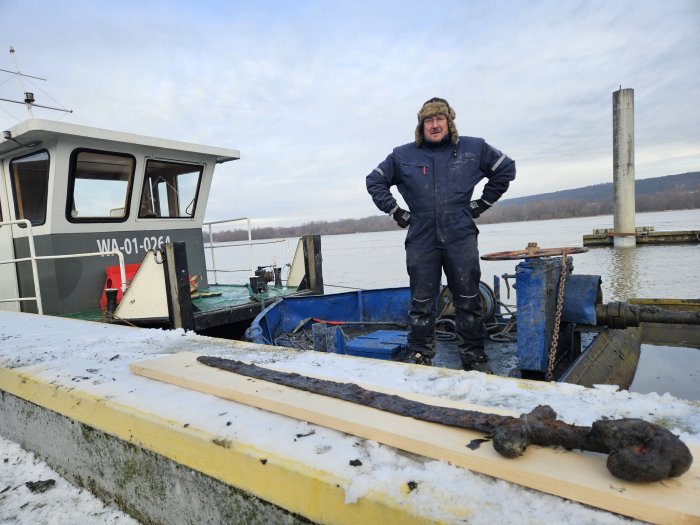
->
1, 0, 699, 227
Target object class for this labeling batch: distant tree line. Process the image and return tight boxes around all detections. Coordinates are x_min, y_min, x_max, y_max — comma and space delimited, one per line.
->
206, 172, 700, 241
208, 215, 396, 241
479, 188, 700, 224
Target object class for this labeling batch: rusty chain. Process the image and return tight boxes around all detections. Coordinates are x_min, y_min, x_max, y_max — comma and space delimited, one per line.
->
546, 250, 569, 381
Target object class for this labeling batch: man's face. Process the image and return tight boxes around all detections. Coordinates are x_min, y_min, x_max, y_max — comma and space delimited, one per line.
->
423, 114, 449, 143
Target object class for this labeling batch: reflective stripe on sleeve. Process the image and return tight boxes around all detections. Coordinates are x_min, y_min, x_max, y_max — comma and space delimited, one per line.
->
491, 153, 507, 172
373, 167, 386, 178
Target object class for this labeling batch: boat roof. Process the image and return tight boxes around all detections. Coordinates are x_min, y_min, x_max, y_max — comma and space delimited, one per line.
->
0, 118, 240, 163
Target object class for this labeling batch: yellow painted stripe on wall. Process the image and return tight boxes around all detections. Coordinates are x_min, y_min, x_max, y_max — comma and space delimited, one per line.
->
0, 366, 458, 525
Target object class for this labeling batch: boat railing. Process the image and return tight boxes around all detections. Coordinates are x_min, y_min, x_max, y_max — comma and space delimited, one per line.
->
0, 219, 126, 315
203, 217, 291, 285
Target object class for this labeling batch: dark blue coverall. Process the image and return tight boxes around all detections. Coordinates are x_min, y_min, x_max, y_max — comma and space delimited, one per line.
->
366, 136, 515, 364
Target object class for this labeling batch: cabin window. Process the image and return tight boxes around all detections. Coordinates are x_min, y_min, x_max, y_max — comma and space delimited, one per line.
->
67, 149, 135, 222
10, 150, 50, 226
139, 160, 203, 219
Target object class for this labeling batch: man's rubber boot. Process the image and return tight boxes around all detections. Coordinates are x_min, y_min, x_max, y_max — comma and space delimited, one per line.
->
461, 352, 492, 374
412, 352, 433, 366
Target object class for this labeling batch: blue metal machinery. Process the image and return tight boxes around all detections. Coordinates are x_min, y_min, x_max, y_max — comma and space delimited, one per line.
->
483, 243, 601, 379
490, 242, 699, 379
505, 248, 700, 380
513, 255, 601, 379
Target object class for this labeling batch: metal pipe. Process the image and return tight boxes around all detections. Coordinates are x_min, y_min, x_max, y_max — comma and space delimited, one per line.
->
33, 251, 126, 293
247, 218, 253, 275
207, 223, 218, 284
0, 218, 127, 314
202, 217, 293, 282
596, 301, 700, 329
9, 48, 33, 118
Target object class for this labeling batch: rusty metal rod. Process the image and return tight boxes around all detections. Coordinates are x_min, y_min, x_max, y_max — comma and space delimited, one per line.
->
197, 356, 693, 482
635, 304, 700, 324
596, 302, 700, 328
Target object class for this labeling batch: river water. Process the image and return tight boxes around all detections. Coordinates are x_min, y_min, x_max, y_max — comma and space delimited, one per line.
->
209, 208, 700, 401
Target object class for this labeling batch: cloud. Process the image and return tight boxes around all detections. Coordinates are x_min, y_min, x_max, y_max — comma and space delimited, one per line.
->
1, 0, 698, 227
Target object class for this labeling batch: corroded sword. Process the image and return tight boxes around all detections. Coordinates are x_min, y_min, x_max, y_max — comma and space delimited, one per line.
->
197, 355, 692, 482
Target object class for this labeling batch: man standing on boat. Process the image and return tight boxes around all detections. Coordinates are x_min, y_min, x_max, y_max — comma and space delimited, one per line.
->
366, 97, 516, 372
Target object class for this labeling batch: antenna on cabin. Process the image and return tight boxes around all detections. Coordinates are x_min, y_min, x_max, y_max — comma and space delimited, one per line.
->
0, 46, 73, 118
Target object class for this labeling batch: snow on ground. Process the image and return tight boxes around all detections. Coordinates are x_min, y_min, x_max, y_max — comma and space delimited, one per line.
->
1, 311, 699, 524
0, 435, 138, 525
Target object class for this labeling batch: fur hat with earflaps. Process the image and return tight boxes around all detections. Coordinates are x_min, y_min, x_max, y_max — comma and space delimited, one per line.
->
415, 97, 459, 146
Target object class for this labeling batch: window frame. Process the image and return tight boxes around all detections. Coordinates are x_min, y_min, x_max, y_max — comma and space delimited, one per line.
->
9, 149, 51, 227
65, 148, 137, 224
138, 158, 204, 220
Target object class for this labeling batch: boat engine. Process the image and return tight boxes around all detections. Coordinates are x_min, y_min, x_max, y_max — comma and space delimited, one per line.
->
249, 265, 284, 294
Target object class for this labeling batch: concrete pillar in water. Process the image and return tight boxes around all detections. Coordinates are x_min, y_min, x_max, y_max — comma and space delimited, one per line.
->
612, 88, 636, 247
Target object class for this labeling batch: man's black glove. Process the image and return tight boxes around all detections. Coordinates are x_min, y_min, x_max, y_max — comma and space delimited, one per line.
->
392, 207, 411, 228
469, 199, 491, 219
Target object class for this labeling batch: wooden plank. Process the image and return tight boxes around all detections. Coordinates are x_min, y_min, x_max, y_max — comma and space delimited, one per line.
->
130, 352, 700, 525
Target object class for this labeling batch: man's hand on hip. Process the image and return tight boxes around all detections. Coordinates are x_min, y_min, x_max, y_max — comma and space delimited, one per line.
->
392, 207, 411, 228
469, 199, 491, 219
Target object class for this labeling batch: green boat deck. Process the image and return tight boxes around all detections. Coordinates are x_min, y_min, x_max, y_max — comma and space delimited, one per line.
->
65, 283, 303, 334
192, 283, 299, 312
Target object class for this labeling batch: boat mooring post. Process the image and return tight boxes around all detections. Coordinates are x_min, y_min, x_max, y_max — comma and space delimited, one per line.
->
104, 288, 118, 322
303, 234, 324, 295
162, 242, 195, 331
612, 88, 636, 248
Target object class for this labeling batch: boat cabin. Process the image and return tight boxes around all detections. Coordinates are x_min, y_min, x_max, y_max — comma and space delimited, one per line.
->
0, 118, 241, 316
0, 118, 322, 336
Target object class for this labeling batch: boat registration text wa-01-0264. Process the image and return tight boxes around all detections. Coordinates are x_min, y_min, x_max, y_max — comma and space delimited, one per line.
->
96, 236, 171, 255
